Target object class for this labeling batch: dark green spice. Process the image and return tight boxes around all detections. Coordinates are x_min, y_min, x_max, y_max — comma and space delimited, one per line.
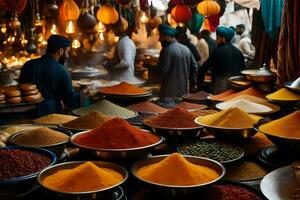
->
178, 139, 244, 163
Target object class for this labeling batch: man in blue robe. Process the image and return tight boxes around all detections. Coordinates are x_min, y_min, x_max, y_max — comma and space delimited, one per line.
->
19, 35, 80, 117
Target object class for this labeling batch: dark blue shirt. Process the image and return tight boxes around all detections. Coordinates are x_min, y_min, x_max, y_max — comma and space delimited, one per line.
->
19, 54, 80, 117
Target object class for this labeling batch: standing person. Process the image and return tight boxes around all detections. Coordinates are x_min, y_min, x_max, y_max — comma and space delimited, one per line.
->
19, 35, 82, 117
104, 27, 142, 83
236, 24, 255, 60
198, 26, 245, 94
157, 24, 198, 99
195, 30, 217, 65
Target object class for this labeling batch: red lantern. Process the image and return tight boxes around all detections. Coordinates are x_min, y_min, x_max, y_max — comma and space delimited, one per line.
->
171, 3, 192, 23
59, 0, 80, 21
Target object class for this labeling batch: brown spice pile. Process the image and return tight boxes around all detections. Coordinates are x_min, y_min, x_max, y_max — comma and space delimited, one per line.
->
14, 127, 68, 147
184, 91, 209, 100
191, 109, 218, 117
100, 82, 149, 95
33, 114, 78, 125
127, 102, 168, 113
63, 112, 112, 129
144, 107, 199, 128
176, 101, 207, 110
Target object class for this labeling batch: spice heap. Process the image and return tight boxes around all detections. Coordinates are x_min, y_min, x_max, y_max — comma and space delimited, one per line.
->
74, 118, 160, 149
183, 91, 209, 100
0, 149, 51, 180
196, 107, 261, 129
13, 127, 68, 147
217, 99, 272, 113
242, 132, 273, 155
210, 88, 265, 101
100, 82, 149, 95
259, 111, 300, 139
127, 102, 168, 113
73, 100, 136, 118
178, 140, 243, 163
224, 161, 268, 181
266, 88, 300, 101
206, 184, 263, 200
191, 109, 218, 117
137, 153, 220, 186
33, 114, 78, 125
42, 161, 123, 192
176, 101, 207, 110
144, 107, 199, 128
63, 112, 112, 130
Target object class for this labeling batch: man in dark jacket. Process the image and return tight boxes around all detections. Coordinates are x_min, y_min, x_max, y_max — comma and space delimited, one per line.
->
198, 26, 245, 94
19, 35, 81, 117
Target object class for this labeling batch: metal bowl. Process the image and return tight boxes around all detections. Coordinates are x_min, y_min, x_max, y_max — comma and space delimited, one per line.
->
228, 76, 251, 91
8, 127, 72, 158
58, 123, 90, 133
38, 161, 128, 200
131, 155, 225, 197
70, 130, 164, 161
285, 81, 300, 93
0, 146, 56, 200
241, 68, 276, 83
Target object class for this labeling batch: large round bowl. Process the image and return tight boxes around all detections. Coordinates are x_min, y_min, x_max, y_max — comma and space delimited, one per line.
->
228, 75, 251, 91
38, 161, 128, 200
131, 155, 225, 197
8, 127, 72, 158
195, 118, 257, 140
0, 146, 56, 200
285, 81, 300, 93
70, 130, 164, 161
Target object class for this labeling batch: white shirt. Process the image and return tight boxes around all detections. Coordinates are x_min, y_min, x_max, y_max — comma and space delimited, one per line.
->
196, 38, 209, 65
238, 33, 255, 59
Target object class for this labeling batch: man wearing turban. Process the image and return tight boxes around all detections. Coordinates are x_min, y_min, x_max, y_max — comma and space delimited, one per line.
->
198, 26, 245, 94
19, 35, 82, 117
157, 24, 198, 99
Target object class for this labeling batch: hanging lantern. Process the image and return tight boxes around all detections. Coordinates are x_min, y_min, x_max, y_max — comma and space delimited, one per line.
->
95, 21, 106, 33
99, 32, 104, 40
197, 0, 220, 17
114, 36, 119, 43
77, 0, 97, 31
8, 12, 21, 30
59, 0, 80, 21
66, 21, 75, 34
50, 24, 58, 35
25, 28, 37, 54
171, 3, 192, 23
72, 39, 80, 49
187, 12, 204, 34
140, 11, 149, 24
148, 16, 162, 29
96, 5, 119, 25
0, 23, 7, 34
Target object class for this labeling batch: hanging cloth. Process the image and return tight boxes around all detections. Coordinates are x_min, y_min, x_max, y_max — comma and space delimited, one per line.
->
233, 0, 260, 10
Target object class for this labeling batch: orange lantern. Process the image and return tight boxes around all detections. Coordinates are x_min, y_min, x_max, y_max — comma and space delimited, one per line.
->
96, 5, 119, 25
59, 0, 80, 21
171, 3, 192, 23
197, 0, 220, 17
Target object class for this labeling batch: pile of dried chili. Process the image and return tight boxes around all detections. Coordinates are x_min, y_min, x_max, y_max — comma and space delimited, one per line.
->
0, 149, 51, 180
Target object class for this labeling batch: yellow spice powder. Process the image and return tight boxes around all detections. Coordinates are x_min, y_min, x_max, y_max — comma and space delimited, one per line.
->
196, 107, 261, 129
43, 161, 123, 192
33, 114, 78, 125
266, 88, 300, 101
137, 153, 219, 186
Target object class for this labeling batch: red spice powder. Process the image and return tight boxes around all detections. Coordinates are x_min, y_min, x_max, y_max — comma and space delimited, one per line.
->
99, 82, 149, 95
74, 118, 160, 149
176, 101, 207, 110
185, 91, 209, 100
144, 107, 199, 128
127, 102, 168, 113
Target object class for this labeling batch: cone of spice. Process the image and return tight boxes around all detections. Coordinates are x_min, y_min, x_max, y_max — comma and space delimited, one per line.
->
73, 118, 160, 149
62, 112, 112, 130
175, 101, 207, 111
258, 111, 300, 139
33, 114, 78, 125
209, 89, 236, 101
42, 161, 124, 192
196, 107, 261, 129
144, 107, 199, 128
136, 153, 220, 186
183, 91, 210, 101
266, 88, 300, 101
100, 82, 150, 95
13, 127, 69, 147
127, 102, 168, 113
222, 87, 266, 101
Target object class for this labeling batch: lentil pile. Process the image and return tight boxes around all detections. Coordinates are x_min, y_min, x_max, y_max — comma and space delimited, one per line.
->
224, 161, 268, 181
127, 102, 168, 113
13, 127, 68, 147
175, 101, 207, 110
73, 118, 160, 149
42, 161, 123, 192
144, 107, 199, 128
100, 82, 149, 95
196, 107, 261, 129
178, 140, 243, 163
206, 184, 263, 200
137, 153, 220, 186
63, 112, 112, 130
33, 114, 78, 125
0, 149, 51, 180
